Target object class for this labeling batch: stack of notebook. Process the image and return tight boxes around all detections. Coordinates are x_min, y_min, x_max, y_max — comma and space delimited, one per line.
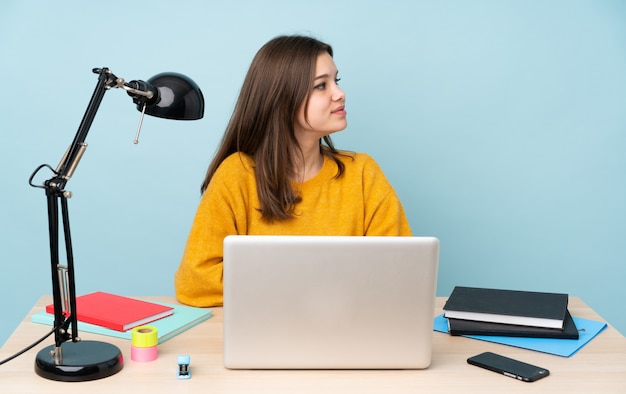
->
443, 286, 579, 339
32, 291, 213, 344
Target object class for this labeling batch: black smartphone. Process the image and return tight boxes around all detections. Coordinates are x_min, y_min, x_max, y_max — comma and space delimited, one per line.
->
467, 352, 550, 382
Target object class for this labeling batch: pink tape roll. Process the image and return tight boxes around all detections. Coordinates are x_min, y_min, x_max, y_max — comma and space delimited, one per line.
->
131, 344, 158, 362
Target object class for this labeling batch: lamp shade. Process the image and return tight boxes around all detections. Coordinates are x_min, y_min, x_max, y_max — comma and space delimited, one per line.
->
140, 72, 204, 120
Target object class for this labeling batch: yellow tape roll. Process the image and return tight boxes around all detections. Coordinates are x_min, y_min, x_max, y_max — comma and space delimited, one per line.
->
131, 325, 158, 348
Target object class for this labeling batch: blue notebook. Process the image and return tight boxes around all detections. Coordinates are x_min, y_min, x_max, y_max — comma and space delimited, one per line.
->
433, 314, 607, 357
32, 300, 212, 344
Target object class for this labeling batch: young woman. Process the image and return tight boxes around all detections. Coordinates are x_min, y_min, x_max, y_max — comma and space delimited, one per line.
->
175, 35, 411, 307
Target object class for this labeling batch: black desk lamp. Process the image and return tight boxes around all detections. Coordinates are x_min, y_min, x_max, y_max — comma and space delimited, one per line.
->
28, 67, 204, 381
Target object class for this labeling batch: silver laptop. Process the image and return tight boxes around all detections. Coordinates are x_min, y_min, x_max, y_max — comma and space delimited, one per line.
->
223, 235, 439, 369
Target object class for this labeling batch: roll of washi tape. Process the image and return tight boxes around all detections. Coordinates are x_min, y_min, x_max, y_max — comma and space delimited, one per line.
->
131, 325, 158, 362
132, 326, 158, 348
130, 344, 158, 362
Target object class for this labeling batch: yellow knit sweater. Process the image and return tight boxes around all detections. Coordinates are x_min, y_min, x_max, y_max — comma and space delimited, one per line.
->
174, 151, 412, 307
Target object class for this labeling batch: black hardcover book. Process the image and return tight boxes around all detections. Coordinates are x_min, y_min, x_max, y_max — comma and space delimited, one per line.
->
448, 310, 579, 339
443, 286, 568, 329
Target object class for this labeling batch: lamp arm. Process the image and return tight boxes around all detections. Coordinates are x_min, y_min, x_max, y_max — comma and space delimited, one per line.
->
43, 67, 118, 355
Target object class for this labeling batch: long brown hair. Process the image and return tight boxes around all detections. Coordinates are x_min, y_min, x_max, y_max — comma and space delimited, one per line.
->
201, 35, 346, 222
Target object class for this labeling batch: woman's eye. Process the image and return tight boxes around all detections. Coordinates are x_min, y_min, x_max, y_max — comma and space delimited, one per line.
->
314, 78, 341, 90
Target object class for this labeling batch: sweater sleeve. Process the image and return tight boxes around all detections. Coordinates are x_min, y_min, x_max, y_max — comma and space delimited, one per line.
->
174, 160, 244, 307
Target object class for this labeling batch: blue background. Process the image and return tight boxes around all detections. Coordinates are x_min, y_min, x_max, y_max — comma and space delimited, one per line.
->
1, 0, 625, 347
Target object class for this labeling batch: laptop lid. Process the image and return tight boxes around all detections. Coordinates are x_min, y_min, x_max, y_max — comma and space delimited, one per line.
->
223, 235, 440, 369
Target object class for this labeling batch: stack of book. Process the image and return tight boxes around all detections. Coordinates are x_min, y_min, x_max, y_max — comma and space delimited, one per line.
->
34, 291, 213, 344
443, 286, 579, 339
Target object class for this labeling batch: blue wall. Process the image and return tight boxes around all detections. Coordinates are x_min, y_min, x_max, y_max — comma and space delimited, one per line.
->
1, 0, 625, 347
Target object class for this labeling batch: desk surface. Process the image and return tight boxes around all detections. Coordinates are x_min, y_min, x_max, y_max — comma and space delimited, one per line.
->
1, 296, 625, 393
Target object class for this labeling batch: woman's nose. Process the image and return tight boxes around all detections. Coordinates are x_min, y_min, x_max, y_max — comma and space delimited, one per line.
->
333, 86, 345, 102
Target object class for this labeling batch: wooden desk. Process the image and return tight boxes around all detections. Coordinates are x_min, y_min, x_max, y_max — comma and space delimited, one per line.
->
1, 296, 625, 393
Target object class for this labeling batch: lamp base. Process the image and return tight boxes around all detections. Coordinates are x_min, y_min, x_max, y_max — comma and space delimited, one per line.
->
35, 340, 123, 382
